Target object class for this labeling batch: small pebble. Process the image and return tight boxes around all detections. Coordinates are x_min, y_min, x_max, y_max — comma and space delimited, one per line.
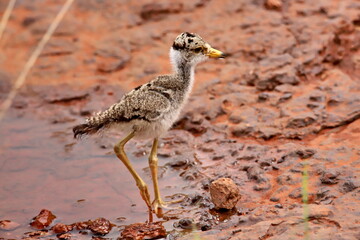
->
209, 178, 241, 210
89, 217, 112, 235
275, 204, 283, 209
174, 218, 193, 230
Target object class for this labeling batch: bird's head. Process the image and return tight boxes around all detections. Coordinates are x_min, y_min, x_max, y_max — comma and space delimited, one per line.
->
170, 32, 226, 67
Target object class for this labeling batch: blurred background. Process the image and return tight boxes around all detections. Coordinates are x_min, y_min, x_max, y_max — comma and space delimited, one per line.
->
0, 0, 359, 239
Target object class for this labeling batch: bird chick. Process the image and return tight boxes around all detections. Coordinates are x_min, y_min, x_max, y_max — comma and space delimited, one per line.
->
73, 32, 226, 221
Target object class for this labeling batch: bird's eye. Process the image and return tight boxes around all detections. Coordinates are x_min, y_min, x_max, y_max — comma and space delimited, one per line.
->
194, 47, 202, 53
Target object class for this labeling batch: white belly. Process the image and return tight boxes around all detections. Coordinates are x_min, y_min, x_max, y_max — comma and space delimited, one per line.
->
111, 108, 182, 140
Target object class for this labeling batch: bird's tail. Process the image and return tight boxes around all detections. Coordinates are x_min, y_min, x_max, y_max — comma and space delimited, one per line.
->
73, 112, 111, 139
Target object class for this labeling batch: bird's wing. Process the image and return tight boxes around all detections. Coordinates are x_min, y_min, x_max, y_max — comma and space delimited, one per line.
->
111, 83, 173, 122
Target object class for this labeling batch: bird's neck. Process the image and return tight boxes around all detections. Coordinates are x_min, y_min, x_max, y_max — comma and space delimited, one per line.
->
174, 61, 194, 83
169, 48, 195, 90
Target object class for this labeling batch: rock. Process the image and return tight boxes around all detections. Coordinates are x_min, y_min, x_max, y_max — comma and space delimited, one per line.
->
270, 186, 289, 202
278, 92, 293, 103
52, 223, 73, 234
97, 55, 130, 73
30, 17, 77, 36
174, 218, 194, 230
315, 187, 337, 204
0, 220, 20, 231
182, 193, 212, 208
228, 107, 257, 124
254, 65, 300, 91
179, 117, 209, 134
290, 163, 305, 173
231, 124, 256, 137
246, 165, 268, 183
309, 91, 326, 102
95, 46, 131, 73
190, 113, 204, 124
253, 182, 271, 191
30, 209, 56, 230
277, 152, 298, 165
121, 222, 166, 240
72, 221, 90, 230
209, 178, 241, 210
257, 127, 280, 140
212, 154, 225, 161
258, 54, 293, 69
258, 107, 280, 122
228, 109, 244, 124
286, 113, 317, 128
168, 158, 189, 167
270, 196, 280, 202
46, 92, 89, 104
140, 2, 183, 21
288, 187, 302, 199
181, 168, 200, 181
274, 204, 283, 209
193, 210, 215, 231
295, 149, 316, 159
308, 205, 333, 218
23, 230, 51, 238
41, 38, 77, 57
88, 217, 112, 235
258, 158, 273, 168
22, 16, 38, 27
258, 92, 270, 102
340, 178, 360, 193
57, 233, 72, 240
198, 222, 212, 231
236, 144, 269, 161
92, 237, 108, 240
265, 0, 282, 10
320, 169, 340, 184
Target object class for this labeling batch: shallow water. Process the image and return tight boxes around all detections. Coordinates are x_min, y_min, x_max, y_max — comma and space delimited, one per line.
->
0, 112, 189, 238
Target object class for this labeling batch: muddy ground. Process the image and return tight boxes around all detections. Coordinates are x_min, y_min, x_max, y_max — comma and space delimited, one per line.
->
0, 0, 360, 239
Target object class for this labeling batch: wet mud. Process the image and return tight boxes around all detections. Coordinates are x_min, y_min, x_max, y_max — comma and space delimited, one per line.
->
1, 0, 360, 239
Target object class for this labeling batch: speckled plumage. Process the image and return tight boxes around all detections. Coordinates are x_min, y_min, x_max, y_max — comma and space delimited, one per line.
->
73, 32, 225, 220
73, 32, 224, 139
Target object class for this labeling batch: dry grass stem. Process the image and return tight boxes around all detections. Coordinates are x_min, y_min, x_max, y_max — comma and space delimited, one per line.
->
0, 0, 75, 122
0, 0, 16, 42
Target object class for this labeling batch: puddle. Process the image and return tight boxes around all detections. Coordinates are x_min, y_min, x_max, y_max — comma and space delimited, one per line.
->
0, 111, 190, 238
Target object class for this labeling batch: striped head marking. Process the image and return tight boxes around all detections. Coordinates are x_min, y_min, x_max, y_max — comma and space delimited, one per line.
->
172, 32, 226, 58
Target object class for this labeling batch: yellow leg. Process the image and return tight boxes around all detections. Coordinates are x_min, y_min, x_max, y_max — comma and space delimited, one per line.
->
149, 138, 184, 215
114, 131, 153, 222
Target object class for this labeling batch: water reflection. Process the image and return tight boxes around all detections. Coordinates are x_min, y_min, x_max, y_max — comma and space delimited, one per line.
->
0, 111, 187, 238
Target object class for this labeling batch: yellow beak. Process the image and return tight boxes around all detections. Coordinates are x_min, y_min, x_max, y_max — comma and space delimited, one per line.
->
206, 47, 226, 58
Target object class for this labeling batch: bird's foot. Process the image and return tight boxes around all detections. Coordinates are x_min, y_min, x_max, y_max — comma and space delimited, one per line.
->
152, 199, 177, 216
152, 195, 186, 216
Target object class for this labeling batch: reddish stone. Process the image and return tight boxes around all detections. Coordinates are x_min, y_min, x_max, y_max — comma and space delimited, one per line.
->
265, 0, 282, 10
57, 232, 72, 240
209, 178, 241, 210
30, 209, 56, 230
52, 223, 73, 234
121, 222, 166, 240
88, 218, 112, 235
72, 221, 90, 230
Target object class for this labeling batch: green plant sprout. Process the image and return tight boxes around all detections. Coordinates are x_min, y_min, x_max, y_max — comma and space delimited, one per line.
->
302, 161, 310, 240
